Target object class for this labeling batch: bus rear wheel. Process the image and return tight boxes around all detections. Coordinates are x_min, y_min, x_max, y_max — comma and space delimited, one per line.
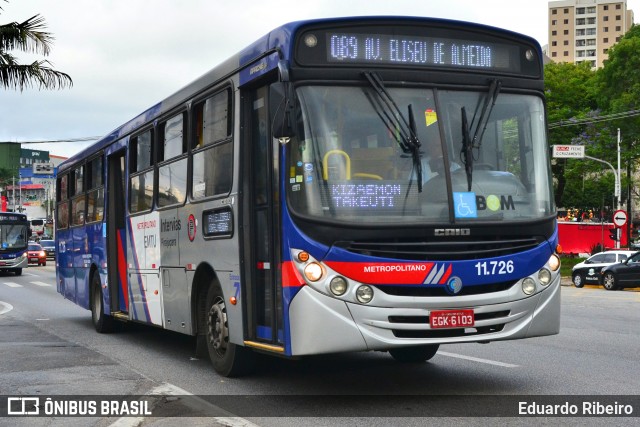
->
389, 344, 440, 363
205, 284, 253, 377
91, 274, 114, 333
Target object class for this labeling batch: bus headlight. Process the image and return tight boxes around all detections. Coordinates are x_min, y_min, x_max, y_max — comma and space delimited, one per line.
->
548, 254, 560, 271
303, 262, 323, 282
329, 276, 348, 296
356, 285, 374, 304
538, 268, 552, 286
522, 277, 536, 295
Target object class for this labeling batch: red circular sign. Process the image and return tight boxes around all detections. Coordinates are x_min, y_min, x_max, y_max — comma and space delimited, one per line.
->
187, 214, 196, 241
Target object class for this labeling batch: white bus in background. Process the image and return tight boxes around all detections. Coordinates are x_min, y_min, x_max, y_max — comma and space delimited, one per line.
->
29, 218, 45, 238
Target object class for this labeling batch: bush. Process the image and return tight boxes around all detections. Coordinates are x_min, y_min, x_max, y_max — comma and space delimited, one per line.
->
589, 243, 603, 255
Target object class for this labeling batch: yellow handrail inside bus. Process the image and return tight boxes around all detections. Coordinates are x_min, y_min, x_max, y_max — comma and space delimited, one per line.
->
352, 172, 383, 180
322, 149, 351, 180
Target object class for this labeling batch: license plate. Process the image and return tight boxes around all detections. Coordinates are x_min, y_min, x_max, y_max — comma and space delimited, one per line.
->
430, 309, 475, 329
29, 257, 38, 262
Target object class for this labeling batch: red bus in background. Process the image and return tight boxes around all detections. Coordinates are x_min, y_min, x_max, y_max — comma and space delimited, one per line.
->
558, 221, 628, 255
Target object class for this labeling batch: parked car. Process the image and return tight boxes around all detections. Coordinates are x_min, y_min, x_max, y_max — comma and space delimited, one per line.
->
600, 251, 640, 290
571, 250, 636, 288
39, 239, 56, 259
27, 243, 47, 266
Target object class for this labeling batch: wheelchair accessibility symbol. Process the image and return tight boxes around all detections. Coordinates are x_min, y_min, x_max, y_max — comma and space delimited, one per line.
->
454, 192, 478, 218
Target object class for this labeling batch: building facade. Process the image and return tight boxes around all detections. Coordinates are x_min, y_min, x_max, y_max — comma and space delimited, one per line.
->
548, 0, 634, 68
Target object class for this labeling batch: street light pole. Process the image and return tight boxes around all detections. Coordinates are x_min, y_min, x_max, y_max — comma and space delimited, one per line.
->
617, 128, 621, 210
584, 154, 621, 248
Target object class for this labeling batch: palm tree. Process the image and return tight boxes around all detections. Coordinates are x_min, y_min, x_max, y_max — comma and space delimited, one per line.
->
0, 8, 72, 91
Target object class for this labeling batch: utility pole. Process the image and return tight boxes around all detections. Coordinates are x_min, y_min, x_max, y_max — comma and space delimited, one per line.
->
617, 128, 621, 210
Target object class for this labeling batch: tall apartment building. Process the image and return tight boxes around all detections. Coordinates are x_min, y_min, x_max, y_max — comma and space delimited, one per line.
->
548, 0, 634, 68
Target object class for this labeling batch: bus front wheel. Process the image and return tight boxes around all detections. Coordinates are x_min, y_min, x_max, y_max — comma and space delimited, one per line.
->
389, 344, 440, 363
205, 284, 253, 377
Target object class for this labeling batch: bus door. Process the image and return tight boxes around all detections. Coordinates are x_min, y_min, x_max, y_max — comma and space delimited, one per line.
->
106, 151, 129, 314
242, 85, 284, 348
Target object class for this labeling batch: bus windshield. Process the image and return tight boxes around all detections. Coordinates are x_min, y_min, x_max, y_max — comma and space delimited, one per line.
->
0, 223, 29, 250
288, 84, 553, 224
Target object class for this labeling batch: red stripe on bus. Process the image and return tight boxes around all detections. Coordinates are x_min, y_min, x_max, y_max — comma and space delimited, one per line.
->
281, 261, 305, 288
116, 231, 128, 307
439, 264, 453, 284
324, 261, 435, 285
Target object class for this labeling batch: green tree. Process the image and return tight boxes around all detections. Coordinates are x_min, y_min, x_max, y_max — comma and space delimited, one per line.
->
595, 24, 640, 206
545, 61, 598, 207
0, 3, 72, 90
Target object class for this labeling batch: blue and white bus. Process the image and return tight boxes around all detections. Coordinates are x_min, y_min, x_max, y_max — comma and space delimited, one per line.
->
0, 212, 29, 276
56, 16, 560, 376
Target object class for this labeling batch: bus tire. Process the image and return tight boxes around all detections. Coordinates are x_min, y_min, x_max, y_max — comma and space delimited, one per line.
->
14, 268, 22, 276
389, 344, 440, 363
204, 283, 253, 377
91, 274, 114, 333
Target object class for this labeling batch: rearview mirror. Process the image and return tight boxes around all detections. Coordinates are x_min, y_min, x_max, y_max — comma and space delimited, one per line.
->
271, 61, 296, 141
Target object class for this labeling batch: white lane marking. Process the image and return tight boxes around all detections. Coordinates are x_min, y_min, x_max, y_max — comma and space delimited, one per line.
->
110, 382, 260, 427
3, 282, 23, 288
439, 351, 519, 368
0, 301, 14, 315
31, 281, 52, 287
23, 271, 39, 276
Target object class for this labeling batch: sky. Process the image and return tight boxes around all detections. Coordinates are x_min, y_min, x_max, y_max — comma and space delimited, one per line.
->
1, 0, 638, 158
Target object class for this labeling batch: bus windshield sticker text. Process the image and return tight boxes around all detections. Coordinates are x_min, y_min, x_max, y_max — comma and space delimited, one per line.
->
327, 33, 512, 71
454, 192, 516, 218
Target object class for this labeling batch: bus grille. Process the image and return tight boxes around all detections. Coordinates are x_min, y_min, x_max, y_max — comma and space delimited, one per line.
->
375, 281, 517, 297
335, 236, 543, 261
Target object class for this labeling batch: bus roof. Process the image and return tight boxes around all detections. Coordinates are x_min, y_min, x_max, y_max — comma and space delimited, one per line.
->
58, 16, 540, 173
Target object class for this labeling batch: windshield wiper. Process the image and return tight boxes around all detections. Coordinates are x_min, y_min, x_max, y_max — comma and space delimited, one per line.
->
460, 79, 502, 191
363, 71, 423, 192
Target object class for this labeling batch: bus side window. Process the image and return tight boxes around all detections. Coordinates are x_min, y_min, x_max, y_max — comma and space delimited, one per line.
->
192, 88, 233, 199
130, 129, 154, 213
86, 155, 105, 223
56, 173, 70, 230
157, 113, 188, 207
57, 201, 69, 229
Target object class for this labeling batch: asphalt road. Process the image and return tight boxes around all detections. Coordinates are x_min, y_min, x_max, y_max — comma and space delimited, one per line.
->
0, 265, 639, 426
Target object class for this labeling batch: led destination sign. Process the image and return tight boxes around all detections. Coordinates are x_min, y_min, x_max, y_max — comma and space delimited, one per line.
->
328, 181, 419, 214
327, 32, 516, 71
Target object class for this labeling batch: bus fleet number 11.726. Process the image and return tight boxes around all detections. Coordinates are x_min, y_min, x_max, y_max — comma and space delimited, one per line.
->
475, 260, 514, 276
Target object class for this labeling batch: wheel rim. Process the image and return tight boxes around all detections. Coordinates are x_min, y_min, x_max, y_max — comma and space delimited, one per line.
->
207, 297, 229, 357
574, 275, 582, 286
603, 274, 615, 289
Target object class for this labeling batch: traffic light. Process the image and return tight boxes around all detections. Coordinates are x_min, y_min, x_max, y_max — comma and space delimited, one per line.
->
610, 228, 619, 241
